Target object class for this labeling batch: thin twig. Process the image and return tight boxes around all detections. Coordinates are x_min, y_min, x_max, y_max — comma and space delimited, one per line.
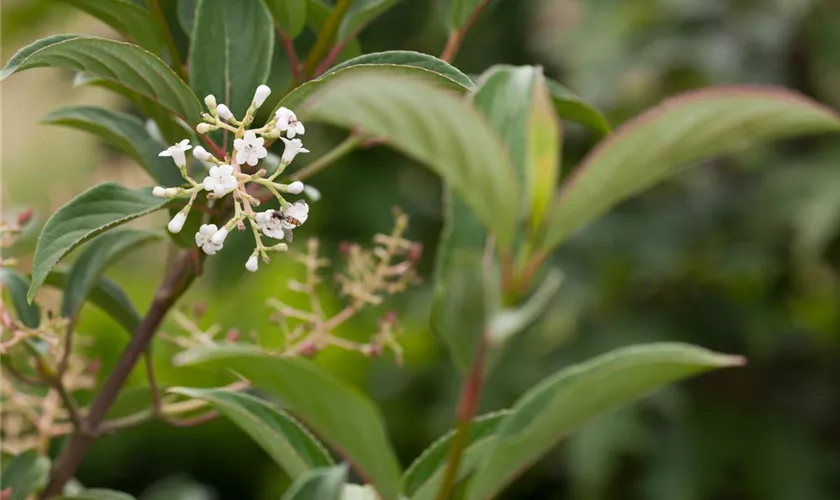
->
440, 0, 492, 63
313, 41, 346, 77
301, 0, 352, 80
280, 33, 302, 84
2, 362, 46, 386
292, 133, 365, 182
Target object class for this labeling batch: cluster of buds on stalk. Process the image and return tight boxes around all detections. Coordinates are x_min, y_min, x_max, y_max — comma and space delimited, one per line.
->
153, 84, 316, 272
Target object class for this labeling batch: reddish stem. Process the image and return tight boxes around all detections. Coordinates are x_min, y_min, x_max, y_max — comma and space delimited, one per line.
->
440, 0, 492, 62
201, 136, 227, 160
281, 33, 302, 84
314, 42, 346, 77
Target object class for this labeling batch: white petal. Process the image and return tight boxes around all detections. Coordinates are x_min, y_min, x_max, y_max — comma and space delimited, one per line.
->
178, 139, 192, 150
152, 186, 166, 198
171, 150, 187, 167
246, 155, 259, 166
264, 227, 285, 240
286, 128, 296, 139
222, 176, 238, 192
219, 164, 233, 176
295, 122, 305, 135
244, 131, 257, 143
209, 166, 221, 178
214, 184, 229, 197
255, 136, 265, 147
299, 147, 310, 154
233, 138, 245, 150
303, 184, 321, 201
211, 228, 229, 245
202, 242, 217, 255
193, 146, 211, 161
158, 149, 172, 157
255, 146, 268, 159
275, 121, 289, 132
200, 224, 218, 235
168, 212, 187, 233
235, 150, 248, 165
245, 254, 259, 272
203, 177, 215, 192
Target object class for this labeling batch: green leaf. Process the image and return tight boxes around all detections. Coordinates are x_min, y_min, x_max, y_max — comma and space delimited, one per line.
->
61, 229, 160, 324
276, 57, 473, 117
189, 0, 274, 116
177, 0, 197, 35
42, 106, 183, 185
300, 70, 518, 245
1, 450, 51, 500
541, 86, 840, 252
44, 269, 140, 334
0, 269, 41, 328
281, 465, 347, 500
338, 0, 403, 41
466, 343, 746, 500
306, 0, 362, 64
176, 346, 403, 500
27, 183, 168, 302
1, 36, 202, 125
430, 248, 488, 373
403, 411, 509, 500
473, 65, 560, 231
267, 0, 307, 39
54, 0, 164, 54
72, 73, 189, 145
488, 268, 563, 346
51, 489, 137, 500
546, 79, 610, 136
167, 388, 334, 478
325, 51, 474, 91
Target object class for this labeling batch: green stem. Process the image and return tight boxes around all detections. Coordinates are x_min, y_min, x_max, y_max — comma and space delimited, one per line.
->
301, 0, 352, 80
292, 133, 365, 182
149, 0, 188, 82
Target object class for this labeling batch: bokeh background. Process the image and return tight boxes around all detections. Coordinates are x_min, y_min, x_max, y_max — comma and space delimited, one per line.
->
4, 0, 840, 498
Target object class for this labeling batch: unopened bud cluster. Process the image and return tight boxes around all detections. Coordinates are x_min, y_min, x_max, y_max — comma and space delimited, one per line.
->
154, 85, 315, 272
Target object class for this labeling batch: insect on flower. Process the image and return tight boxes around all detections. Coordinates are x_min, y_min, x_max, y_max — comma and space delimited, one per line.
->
271, 200, 309, 242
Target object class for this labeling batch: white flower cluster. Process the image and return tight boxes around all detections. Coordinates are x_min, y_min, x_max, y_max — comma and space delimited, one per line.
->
153, 85, 315, 272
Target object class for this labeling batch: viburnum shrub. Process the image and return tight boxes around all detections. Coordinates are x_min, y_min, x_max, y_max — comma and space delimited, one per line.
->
2, 1, 840, 499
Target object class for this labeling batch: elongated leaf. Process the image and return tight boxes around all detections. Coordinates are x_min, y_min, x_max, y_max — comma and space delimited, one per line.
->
0, 269, 41, 328
1, 36, 202, 125
189, 0, 274, 116
2, 450, 51, 500
44, 269, 139, 334
176, 346, 402, 500
61, 229, 160, 323
541, 86, 840, 252
177, 0, 197, 35
403, 411, 509, 500
168, 388, 334, 478
27, 183, 168, 301
281, 465, 347, 500
488, 268, 563, 345
325, 51, 474, 90
300, 71, 517, 245
546, 79, 610, 136
52, 489, 136, 500
527, 74, 561, 231
72, 73, 189, 145
42, 106, 182, 185
466, 343, 745, 500
276, 59, 473, 118
338, 0, 403, 41
267, 0, 307, 39
55, 0, 163, 54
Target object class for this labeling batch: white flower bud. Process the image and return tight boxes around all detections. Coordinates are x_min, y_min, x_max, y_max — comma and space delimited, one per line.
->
286, 181, 304, 194
196, 123, 213, 134
210, 227, 229, 246
303, 184, 321, 201
253, 85, 271, 108
152, 186, 166, 198
164, 187, 178, 198
168, 212, 187, 233
245, 254, 259, 272
193, 145, 212, 161
216, 104, 233, 121
204, 94, 217, 109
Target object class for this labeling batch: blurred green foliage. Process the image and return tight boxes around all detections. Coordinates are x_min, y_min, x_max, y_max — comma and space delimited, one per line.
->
4, 0, 840, 498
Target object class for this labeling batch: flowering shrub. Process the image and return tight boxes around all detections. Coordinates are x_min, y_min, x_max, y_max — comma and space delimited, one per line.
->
2, 1, 840, 499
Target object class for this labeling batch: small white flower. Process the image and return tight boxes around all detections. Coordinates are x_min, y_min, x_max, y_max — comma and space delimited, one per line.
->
193, 145, 212, 161
274, 107, 305, 138
303, 184, 321, 201
234, 131, 268, 166
280, 137, 310, 165
195, 224, 223, 255
158, 139, 192, 167
152, 186, 166, 198
286, 181, 304, 194
204, 94, 217, 109
216, 104, 233, 121
255, 210, 286, 240
202, 164, 238, 198
245, 254, 259, 272
283, 200, 309, 226
253, 85, 271, 108
210, 227, 229, 246
168, 212, 187, 233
